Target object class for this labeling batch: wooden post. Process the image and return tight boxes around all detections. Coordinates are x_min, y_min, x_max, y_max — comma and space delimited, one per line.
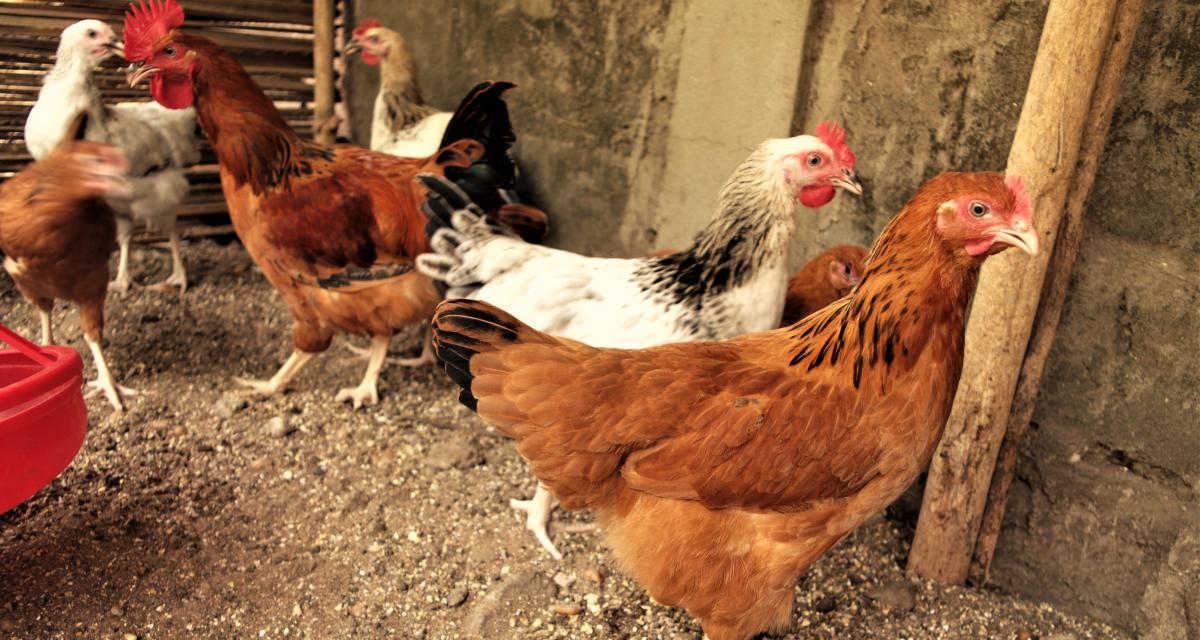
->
907, 0, 1124, 584
968, 0, 1145, 585
313, 0, 335, 146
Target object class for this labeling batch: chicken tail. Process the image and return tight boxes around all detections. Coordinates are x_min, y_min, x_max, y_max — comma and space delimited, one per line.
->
416, 173, 509, 297
431, 298, 548, 412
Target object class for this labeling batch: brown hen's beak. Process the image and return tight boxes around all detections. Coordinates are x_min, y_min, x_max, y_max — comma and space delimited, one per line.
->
344, 40, 363, 56
126, 63, 158, 87
992, 220, 1039, 255
830, 168, 864, 197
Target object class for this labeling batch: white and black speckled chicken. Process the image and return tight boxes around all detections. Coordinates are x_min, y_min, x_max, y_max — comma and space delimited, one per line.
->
416, 122, 862, 558
25, 19, 201, 294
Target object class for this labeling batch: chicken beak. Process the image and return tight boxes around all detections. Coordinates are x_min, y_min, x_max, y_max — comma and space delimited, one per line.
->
107, 41, 125, 58
830, 168, 864, 197
991, 220, 1039, 256
126, 63, 158, 87
344, 40, 363, 56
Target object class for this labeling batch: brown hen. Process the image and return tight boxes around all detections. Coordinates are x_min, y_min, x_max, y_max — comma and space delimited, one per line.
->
779, 244, 869, 326
431, 172, 1038, 639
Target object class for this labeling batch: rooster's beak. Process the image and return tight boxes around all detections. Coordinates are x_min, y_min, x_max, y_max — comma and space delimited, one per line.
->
831, 168, 864, 197
126, 63, 158, 87
991, 219, 1039, 256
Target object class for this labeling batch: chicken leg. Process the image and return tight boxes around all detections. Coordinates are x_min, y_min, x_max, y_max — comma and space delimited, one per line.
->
343, 328, 434, 367
148, 227, 188, 293
336, 334, 388, 409
83, 335, 137, 412
235, 350, 316, 397
110, 216, 135, 293
510, 485, 563, 560
38, 308, 54, 346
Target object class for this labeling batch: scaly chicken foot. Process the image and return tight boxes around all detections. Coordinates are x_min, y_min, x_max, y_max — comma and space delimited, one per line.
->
336, 334, 388, 409
83, 336, 136, 412
342, 330, 434, 367
147, 228, 188, 294
235, 350, 316, 397
510, 485, 564, 560
39, 309, 54, 346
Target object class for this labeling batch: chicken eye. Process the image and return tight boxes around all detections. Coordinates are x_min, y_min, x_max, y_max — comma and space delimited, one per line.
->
369, 35, 379, 42
87, 29, 97, 38
807, 154, 822, 167
969, 201, 990, 217
843, 262, 852, 275
164, 45, 177, 57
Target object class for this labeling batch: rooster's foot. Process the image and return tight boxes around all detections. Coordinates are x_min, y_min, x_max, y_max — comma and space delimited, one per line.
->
234, 376, 287, 397
148, 270, 188, 295
510, 490, 563, 560
107, 276, 134, 294
85, 378, 139, 412
335, 381, 379, 409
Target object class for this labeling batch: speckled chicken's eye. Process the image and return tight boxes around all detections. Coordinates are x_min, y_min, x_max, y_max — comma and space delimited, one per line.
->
164, 45, 177, 57
807, 154, 822, 167
969, 201, 989, 217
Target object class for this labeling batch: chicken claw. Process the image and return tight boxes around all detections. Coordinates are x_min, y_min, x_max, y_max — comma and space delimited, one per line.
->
335, 381, 379, 409
107, 274, 134, 294
85, 378, 139, 412
234, 350, 316, 398
510, 486, 563, 560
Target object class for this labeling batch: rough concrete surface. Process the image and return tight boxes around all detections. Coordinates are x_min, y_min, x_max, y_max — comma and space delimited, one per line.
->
351, 0, 1196, 635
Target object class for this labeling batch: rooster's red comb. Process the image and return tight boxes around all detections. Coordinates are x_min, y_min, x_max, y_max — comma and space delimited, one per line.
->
815, 121, 856, 169
353, 18, 383, 39
1005, 174, 1034, 223
124, 0, 185, 63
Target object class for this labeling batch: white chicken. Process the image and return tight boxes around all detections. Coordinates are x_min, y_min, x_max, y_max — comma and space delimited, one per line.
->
25, 19, 201, 294
345, 19, 452, 158
417, 122, 862, 558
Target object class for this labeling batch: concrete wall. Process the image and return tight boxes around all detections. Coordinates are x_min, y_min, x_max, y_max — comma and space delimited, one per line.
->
348, 0, 1199, 635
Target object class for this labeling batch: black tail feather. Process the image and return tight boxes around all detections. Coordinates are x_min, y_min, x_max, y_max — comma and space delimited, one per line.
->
430, 299, 529, 413
438, 81, 517, 214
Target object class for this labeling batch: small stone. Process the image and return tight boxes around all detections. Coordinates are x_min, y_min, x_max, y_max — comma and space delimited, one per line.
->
249, 458, 268, 471
813, 594, 837, 613
425, 436, 483, 470
170, 426, 187, 438
866, 581, 917, 612
212, 393, 247, 420
582, 566, 604, 585
292, 604, 302, 617
407, 531, 421, 543
109, 606, 124, 616
446, 586, 469, 607
553, 572, 576, 589
123, 634, 138, 640
349, 602, 366, 617
267, 416, 295, 438
1016, 631, 1033, 640
584, 593, 601, 614
550, 603, 582, 616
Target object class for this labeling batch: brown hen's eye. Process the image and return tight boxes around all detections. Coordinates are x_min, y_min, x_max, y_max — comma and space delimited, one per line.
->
164, 45, 177, 57
969, 201, 989, 217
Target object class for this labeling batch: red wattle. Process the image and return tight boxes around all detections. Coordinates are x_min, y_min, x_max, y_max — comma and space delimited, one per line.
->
150, 75, 194, 109
362, 52, 380, 65
799, 183, 835, 208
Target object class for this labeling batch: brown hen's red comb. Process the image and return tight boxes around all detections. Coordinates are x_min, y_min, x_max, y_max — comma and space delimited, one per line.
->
1005, 174, 1034, 222
815, 121, 856, 169
353, 18, 383, 39
124, 0, 185, 62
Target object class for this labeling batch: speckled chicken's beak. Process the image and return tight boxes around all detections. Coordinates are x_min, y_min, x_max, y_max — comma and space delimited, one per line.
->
992, 219, 1039, 256
831, 168, 864, 197
126, 63, 157, 87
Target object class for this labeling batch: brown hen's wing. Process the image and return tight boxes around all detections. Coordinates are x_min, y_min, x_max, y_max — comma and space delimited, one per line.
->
432, 299, 884, 512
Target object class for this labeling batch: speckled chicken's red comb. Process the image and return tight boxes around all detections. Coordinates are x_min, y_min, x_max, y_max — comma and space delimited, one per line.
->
815, 121, 856, 169
1005, 174, 1034, 222
353, 18, 383, 39
124, 0, 185, 62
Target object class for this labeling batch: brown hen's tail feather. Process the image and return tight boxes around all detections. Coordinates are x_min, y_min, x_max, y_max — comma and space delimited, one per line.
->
432, 299, 539, 411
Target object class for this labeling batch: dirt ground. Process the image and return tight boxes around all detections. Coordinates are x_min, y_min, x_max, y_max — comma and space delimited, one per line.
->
0, 240, 1127, 640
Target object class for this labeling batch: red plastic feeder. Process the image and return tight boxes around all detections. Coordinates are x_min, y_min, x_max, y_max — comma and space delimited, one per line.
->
0, 323, 88, 515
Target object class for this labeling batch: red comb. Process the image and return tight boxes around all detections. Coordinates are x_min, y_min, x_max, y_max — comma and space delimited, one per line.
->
353, 18, 383, 39
815, 121, 856, 169
124, 0, 185, 63
1005, 174, 1034, 222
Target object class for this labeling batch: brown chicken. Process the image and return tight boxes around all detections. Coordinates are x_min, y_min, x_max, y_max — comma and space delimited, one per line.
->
122, 0, 545, 408
431, 172, 1038, 639
779, 244, 868, 326
0, 114, 134, 411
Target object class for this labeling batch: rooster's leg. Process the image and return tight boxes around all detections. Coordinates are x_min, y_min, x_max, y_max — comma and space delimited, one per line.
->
83, 335, 137, 412
234, 350, 316, 397
109, 217, 134, 294
336, 335, 388, 409
38, 308, 54, 346
149, 228, 188, 294
393, 328, 435, 367
510, 484, 564, 560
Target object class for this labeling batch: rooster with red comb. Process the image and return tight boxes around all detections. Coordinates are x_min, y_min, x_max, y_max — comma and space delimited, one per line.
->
122, 0, 547, 408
